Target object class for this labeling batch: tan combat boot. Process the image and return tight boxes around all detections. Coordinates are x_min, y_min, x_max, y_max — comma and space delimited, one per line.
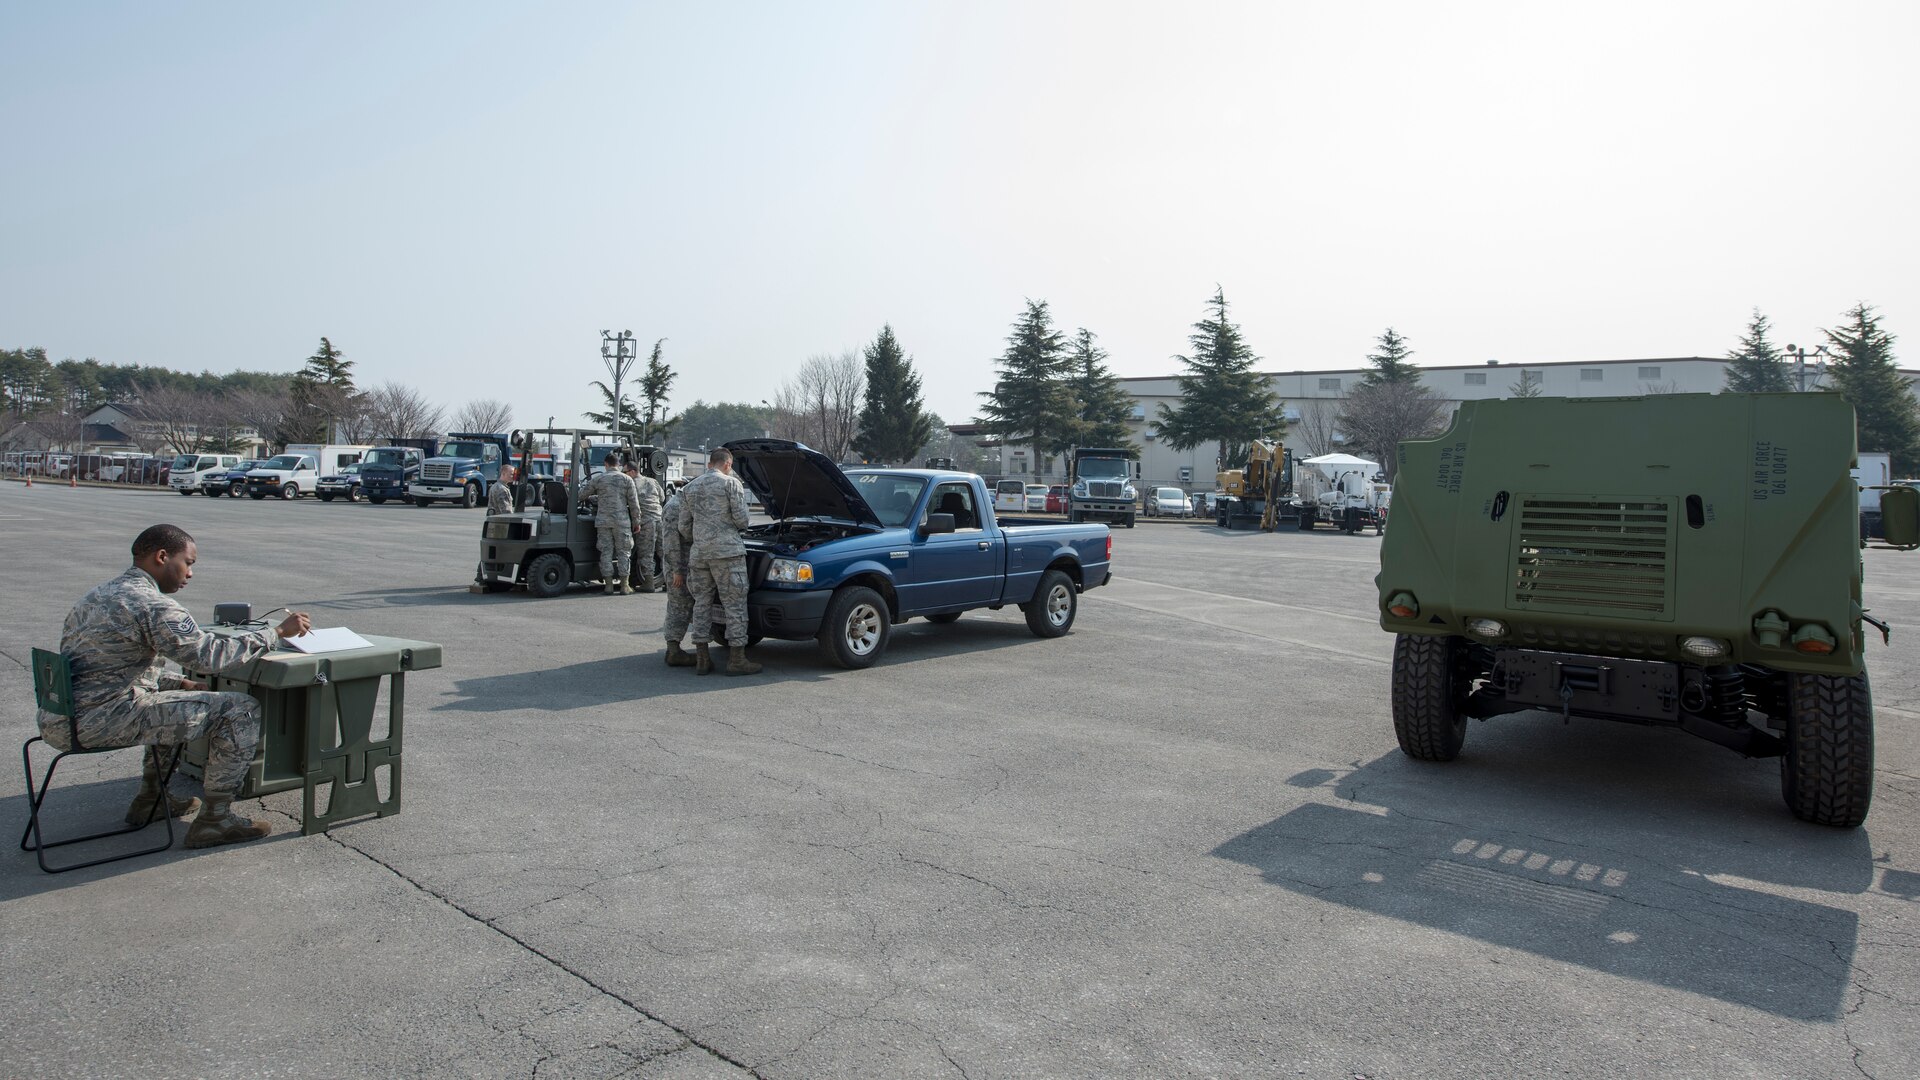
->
725, 646, 762, 676
619, 581, 635, 595
124, 762, 200, 825
694, 643, 712, 675
184, 796, 272, 849
604, 580, 619, 595
664, 641, 696, 667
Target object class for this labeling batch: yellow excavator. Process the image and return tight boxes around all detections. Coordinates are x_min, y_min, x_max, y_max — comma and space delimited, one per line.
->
1214, 439, 1293, 530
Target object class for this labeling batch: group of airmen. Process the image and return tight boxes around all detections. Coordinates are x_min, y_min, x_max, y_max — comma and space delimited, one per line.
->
516, 446, 762, 677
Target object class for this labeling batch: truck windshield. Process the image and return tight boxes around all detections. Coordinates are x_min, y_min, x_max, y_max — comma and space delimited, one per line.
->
365, 448, 410, 466
261, 455, 303, 470
171, 454, 199, 470
851, 473, 928, 527
1078, 458, 1130, 479
440, 442, 485, 460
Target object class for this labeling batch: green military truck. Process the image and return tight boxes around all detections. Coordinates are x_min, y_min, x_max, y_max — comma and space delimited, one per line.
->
1376, 393, 1918, 827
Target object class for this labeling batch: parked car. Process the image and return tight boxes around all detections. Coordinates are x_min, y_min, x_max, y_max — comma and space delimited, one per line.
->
202, 459, 264, 497
1045, 484, 1069, 513
317, 463, 364, 502
168, 453, 243, 496
1024, 484, 1049, 512
1146, 487, 1191, 517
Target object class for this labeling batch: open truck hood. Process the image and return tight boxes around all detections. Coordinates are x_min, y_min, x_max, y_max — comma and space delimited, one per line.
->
725, 439, 881, 527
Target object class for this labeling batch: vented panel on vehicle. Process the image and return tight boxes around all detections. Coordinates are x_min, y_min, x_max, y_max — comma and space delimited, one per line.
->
421, 463, 453, 481
1087, 481, 1123, 498
1508, 496, 1676, 621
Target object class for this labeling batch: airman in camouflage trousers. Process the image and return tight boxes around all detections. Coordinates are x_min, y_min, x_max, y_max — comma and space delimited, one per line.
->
583, 460, 643, 594
624, 462, 664, 592
673, 450, 760, 675
40, 526, 312, 849
660, 489, 697, 666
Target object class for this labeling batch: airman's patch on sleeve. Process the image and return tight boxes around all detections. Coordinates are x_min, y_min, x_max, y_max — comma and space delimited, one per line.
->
166, 614, 198, 638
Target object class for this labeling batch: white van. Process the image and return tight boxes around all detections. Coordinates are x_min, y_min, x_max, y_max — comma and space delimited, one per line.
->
169, 453, 242, 496
244, 444, 371, 500
993, 479, 1027, 512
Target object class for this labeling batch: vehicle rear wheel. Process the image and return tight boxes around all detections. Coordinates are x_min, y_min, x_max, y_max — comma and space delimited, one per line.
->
925, 612, 962, 624
1781, 671, 1874, 827
1124, 514, 1136, 529
461, 483, 481, 509
280, 483, 298, 501
525, 553, 571, 599
369, 496, 386, 505
818, 585, 890, 669
346, 488, 361, 503
1023, 569, 1077, 638
1391, 634, 1466, 761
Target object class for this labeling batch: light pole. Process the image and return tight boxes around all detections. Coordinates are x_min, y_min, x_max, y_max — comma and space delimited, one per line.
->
600, 330, 637, 438
1783, 344, 1830, 392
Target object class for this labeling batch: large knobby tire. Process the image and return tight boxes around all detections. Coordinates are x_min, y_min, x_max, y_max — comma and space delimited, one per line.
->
819, 585, 890, 669
1392, 634, 1466, 761
525, 553, 571, 598
1781, 671, 1874, 827
1023, 569, 1077, 638
924, 612, 963, 624
462, 483, 481, 509
280, 483, 298, 501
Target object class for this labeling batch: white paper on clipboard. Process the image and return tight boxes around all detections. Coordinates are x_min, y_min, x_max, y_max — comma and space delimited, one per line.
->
280, 627, 374, 654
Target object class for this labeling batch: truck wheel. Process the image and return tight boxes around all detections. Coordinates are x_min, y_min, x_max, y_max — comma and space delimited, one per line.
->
205, 487, 223, 498
280, 483, 298, 501
178, 488, 194, 496
1781, 672, 1874, 827
818, 585, 890, 669
414, 497, 434, 508
1124, 514, 1136, 529
1068, 510, 1082, 523
462, 483, 481, 509
1391, 634, 1466, 761
318, 493, 334, 502
1297, 511, 1314, 531
1023, 569, 1077, 638
369, 497, 386, 505
347, 487, 361, 503
229, 480, 244, 496
526, 553, 571, 599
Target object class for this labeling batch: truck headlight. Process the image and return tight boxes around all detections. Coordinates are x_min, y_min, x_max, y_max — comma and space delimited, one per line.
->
484, 521, 509, 539
767, 558, 814, 584
1680, 636, 1731, 659
1072, 480, 1088, 496
1122, 486, 1137, 500
1466, 618, 1508, 639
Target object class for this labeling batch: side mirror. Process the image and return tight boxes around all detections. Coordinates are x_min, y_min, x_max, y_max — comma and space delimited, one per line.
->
1882, 486, 1919, 550
920, 513, 956, 536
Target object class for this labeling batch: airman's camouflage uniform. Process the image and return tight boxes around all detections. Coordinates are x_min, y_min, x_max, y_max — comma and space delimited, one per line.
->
38, 567, 279, 796
675, 470, 753, 647
582, 468, 643, 582
628, 471, 664, 590
487, 478, 515, 515
661, 490, 695, 644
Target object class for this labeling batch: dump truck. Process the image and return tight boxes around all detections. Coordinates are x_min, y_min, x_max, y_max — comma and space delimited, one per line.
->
1067, 447, 1139, 528
1376, 392, 1918, 828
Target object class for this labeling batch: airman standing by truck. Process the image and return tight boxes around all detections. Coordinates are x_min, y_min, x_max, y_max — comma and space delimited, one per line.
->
675, 448, 759, 676
660, 486, 697, 667
487, 465, 518, 515
623, 460, 664, 592
582, 454, 643, 595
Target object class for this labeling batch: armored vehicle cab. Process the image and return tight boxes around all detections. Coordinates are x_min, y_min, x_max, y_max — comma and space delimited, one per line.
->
1377, 392, 1918, 827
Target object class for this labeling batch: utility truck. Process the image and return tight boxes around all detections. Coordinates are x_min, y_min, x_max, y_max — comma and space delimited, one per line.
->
414, 432, 513, 508
244, 444, 370, 500
1376, 392, 1920, 827
1067, 447, 1139, 528
1295, 452, 1388, 534
357, 441, 436, 504
168, 453, 243, 495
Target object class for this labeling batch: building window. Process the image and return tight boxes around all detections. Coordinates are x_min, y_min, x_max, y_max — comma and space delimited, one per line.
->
1318, 377, 1342, 391
1638, 366, 1661, 379
1464, 372, 1487, 385
1581, 369, 1604, 382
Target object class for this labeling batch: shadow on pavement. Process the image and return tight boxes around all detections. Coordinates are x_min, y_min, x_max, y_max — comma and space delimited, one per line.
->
1213, 721, 1879, 1020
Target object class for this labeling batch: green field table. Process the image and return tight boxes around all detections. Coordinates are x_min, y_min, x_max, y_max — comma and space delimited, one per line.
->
178, 633, 443, 835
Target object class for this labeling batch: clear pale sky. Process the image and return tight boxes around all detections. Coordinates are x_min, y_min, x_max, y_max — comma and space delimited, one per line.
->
4, 1, 1915, 428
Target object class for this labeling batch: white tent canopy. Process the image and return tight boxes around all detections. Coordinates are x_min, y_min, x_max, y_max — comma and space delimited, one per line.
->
1301, 453, 1379, 472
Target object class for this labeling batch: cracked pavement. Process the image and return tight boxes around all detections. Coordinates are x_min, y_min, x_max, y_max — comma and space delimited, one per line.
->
3, 482, 1918, 1078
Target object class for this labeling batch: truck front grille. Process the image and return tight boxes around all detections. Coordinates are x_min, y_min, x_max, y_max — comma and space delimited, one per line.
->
1509, 496, 1676, 621
421, 463, 452, 482
1086, 481, 1123, 498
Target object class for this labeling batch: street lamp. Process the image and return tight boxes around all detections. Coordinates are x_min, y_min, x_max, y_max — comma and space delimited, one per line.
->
1783, 344, 1830, 392
600, 330, 637, 437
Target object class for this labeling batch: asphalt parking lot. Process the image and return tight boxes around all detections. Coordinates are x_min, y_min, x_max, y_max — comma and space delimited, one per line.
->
3, 481, 1917, 1079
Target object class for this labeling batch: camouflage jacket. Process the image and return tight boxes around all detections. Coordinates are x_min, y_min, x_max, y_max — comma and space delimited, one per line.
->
632, 473, 663, 523
46, 567, 278, 720
583, 469, 643, 528
487, 481, 515, 516
674, 469, 750, 560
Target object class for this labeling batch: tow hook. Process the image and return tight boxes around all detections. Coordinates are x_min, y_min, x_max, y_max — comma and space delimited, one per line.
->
1863, 612, 1891, 646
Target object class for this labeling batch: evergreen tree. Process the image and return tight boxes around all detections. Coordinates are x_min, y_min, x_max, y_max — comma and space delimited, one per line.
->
1361, 327, 1419, 385
1065, 328, 1138, 451
1723, 309, 1792, 393
1823, 303, 1920, 474
978, 299, 1076, 479
287, 336, 359, 443
637, 338, 677, 443
1508, 369, 1543, 398
582, 381, 642, 432
1150, 287, 1283, 469
850, 324, 936, 465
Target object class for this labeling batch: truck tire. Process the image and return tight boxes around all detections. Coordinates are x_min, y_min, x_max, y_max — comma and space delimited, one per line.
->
526, 553, 571, 599
414, 497, 434, 507
924, 612, 962, 624
1023, 569, 1077, 638
229, 480, 245, 496
319, 493, 335, 502
1781, 671, 1874, 827
819, 585, 890, 669
1297, 510, 1314, 531
369, 496, 386, 505
1344, 506, 1361, 534
346, 487, 361, 503
278, 483, 296, 500
462, 483, 481, 509
1124, 514, 1136, 529
205, 487, 223, 498
178, 488, 194, 496
1391, 634, 1466, 761
249, 491, 266, 500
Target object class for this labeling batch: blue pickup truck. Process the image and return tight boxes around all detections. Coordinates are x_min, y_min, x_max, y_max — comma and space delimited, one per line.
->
727, 439, 1113, 668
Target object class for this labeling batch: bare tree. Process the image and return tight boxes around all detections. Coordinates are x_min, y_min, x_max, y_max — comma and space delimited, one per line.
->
128, 382, 220, 454
452, 399, 513, 434
772, 351, 864, 461
362, 382, 446, 441
1338, 381, 1448, 482
33, 409, 88, 453
1293, 398, 1343, 458
229, 387, 292, 454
